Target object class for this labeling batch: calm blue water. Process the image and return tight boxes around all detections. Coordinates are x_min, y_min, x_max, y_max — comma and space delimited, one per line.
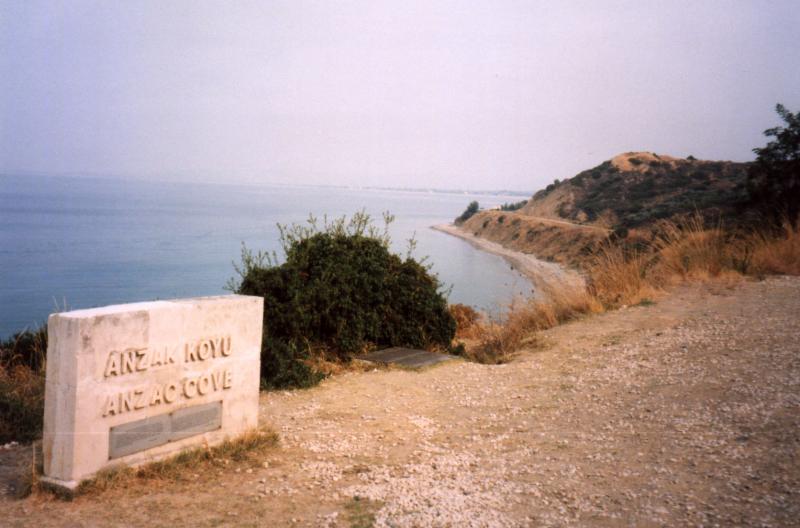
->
0, 174, 532, 337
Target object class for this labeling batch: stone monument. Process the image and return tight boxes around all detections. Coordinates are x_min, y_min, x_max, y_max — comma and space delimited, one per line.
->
42, 295, 263, 491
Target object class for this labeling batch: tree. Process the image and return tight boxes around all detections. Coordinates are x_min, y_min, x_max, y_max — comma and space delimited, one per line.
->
455, 201, 480, 224
747, 104, 800, 226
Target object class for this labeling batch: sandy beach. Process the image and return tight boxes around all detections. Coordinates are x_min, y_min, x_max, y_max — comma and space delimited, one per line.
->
431, 223, 584, 296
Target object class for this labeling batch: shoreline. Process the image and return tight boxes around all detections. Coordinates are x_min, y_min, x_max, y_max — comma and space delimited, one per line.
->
431, 223, 584, 296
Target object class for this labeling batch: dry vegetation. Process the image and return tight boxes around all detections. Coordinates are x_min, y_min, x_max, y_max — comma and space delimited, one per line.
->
455, 286, 601, 364
456, 214, 800, 363
522, 152, 750, 228
39, 428, 278, 498
750, 220, 800, 275
0, 327, 47, 444
461, 209, 607, 269
0, 366, 44, 444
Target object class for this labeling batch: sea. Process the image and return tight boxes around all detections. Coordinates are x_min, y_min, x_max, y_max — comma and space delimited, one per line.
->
0, 174, 533, 338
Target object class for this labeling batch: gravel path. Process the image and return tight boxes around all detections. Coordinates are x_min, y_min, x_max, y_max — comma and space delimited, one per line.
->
2, 277, 799, 527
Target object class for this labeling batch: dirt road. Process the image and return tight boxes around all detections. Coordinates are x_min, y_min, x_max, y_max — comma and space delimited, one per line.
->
511, 213, 611, 234
2, 277, 799, 527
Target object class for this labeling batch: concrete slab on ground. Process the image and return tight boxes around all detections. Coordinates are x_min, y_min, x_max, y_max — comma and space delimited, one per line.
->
357, 347, 457, 369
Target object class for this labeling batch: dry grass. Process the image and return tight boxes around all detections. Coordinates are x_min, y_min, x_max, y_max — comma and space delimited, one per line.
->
586, 243, 660, 307
449, 304, 482, 340
1, 325, 48, 444
586, 213, 785, 308
0, 325, 47, 372
464, 285, 601, 363
0, 364, 45, 443
751, 220, 800, 275
654, 214, 733, 280
462, 214, 800, 362
36, 428, 279, 498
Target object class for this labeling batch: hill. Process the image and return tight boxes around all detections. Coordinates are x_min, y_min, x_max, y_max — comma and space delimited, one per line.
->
455, 152, 751, 270
520, 152, 750, 229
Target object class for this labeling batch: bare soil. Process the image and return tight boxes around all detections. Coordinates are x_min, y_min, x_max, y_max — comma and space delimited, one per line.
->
2, 277, 799, 527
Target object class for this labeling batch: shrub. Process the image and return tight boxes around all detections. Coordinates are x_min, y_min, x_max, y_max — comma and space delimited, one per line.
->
0, 365, 44, 443
0, 326, 47, 372
258, 337, 324, 390
0, 326, 47, 443
653, 214, 731, 278
587, 243, 658, 307
499, 200, 528, 212
233, 212, 457, 388
449, 304, 481, 338
455, 201, 480, 224
750, 219, 800, 275
610, 227, 629, 241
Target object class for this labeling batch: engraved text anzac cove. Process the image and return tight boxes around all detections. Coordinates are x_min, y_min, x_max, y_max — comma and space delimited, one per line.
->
42, 295, 263, 491
102, 336, 234, 417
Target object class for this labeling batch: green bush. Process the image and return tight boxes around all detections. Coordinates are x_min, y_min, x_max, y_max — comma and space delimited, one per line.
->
259, 337, 324, 390
232, 212, 457, 389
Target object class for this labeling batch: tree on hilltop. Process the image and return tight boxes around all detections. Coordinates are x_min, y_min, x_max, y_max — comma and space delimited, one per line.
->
747, 104, 800, 226
455, 201, 480, 224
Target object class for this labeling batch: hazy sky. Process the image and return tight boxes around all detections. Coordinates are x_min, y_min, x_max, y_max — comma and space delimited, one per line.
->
1, 1, 798, 192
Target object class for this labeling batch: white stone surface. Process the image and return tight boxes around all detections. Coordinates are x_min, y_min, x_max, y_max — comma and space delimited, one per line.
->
42, 295, 263, 490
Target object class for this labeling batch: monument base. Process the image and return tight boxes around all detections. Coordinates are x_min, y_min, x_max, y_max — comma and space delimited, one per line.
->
38, 475, 81, 495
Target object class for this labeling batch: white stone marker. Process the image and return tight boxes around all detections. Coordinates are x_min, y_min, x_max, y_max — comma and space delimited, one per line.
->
42, 295, 263, 491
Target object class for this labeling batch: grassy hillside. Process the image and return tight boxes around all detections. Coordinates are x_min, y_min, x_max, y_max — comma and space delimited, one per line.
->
521, 152, 750, 229
457, 152, 754, 271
